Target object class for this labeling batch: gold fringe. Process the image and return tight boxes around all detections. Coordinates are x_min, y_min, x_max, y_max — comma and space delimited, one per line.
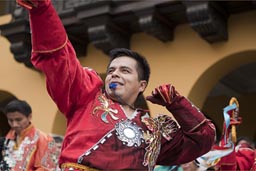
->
189, 119, 207, 132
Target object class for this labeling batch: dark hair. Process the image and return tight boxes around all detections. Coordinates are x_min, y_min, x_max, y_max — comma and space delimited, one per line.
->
52, 135, 64, 143
4, 99, 32, 117
108, 48, 150, 83
236, 136, 255, 148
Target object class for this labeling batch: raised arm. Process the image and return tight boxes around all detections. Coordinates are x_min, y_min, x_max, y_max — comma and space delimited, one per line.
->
16, 0, 103, 117
146, 84, 216, 164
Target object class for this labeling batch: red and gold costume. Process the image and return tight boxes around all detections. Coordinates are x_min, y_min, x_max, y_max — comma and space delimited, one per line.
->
215, 98, 255, 171
16, 0, 216, 170
3, 124, 58, 171
196, 97, 255, 171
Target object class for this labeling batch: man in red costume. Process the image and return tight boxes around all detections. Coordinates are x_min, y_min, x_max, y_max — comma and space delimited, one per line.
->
214, 98, 255, 171
0, 99, 58, 171
195, 97, 255, 171
214, 138, 255, 170
16, 0, 216, 170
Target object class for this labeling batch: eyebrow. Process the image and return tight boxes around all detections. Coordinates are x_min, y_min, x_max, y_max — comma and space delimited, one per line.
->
120, 66, 132, 70
108, 65, 133, 71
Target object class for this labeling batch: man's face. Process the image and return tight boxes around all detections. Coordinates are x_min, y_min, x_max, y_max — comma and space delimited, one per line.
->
105, 56, 147, 105
6, 111, 31, 135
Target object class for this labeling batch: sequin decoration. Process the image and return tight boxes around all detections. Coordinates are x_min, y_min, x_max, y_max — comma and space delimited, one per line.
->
115, 119, 144, 147
3, 133, 39, 170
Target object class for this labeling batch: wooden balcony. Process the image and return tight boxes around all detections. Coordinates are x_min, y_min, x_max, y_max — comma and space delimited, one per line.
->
0, 0, 255, 68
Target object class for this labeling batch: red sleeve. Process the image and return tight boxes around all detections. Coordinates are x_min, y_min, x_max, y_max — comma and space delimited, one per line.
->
252, 152, 256, 171
216, 145, 255, 170
217, 148, 237, 170
29, 1, 103, 116
157, 96, 216, 165
29, 0, 66, 53
236, 146, 255, 170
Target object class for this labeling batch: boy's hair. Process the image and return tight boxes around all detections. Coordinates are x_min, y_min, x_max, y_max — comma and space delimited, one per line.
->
108, 48, 150, 83
4, 99, 32, 117
236, 136, 255, 148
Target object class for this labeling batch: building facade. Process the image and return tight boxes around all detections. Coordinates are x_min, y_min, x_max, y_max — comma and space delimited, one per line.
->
0, 0, 256, 142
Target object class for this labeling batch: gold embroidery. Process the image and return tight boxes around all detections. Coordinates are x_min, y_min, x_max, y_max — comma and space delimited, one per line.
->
142, 115, 178, 171
93, 95, 118, 123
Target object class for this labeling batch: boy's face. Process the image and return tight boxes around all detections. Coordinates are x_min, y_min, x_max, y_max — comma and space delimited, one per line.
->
105, 56, 147, 105
6, 111, 31, 135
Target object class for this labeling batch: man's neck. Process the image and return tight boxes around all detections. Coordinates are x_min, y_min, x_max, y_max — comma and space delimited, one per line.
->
122, 104, 136, 118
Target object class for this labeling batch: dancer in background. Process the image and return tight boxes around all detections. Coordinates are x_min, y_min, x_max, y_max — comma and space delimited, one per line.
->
0, 99, 58, 170
196, 97, 255, 170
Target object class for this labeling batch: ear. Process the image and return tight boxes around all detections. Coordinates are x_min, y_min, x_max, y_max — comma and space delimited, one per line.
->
28, 113, 32, 121
139, 80, 147, 93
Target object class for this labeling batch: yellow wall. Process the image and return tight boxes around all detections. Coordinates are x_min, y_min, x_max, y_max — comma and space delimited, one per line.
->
0, 15, 58, 133
1, 11, 256, 139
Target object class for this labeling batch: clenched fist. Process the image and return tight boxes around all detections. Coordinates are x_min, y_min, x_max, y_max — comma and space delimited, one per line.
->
146, 84, 178, 106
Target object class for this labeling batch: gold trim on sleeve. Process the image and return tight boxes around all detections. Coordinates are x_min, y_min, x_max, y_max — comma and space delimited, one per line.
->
32, 36, 68, 53
189, 119, 207, 132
